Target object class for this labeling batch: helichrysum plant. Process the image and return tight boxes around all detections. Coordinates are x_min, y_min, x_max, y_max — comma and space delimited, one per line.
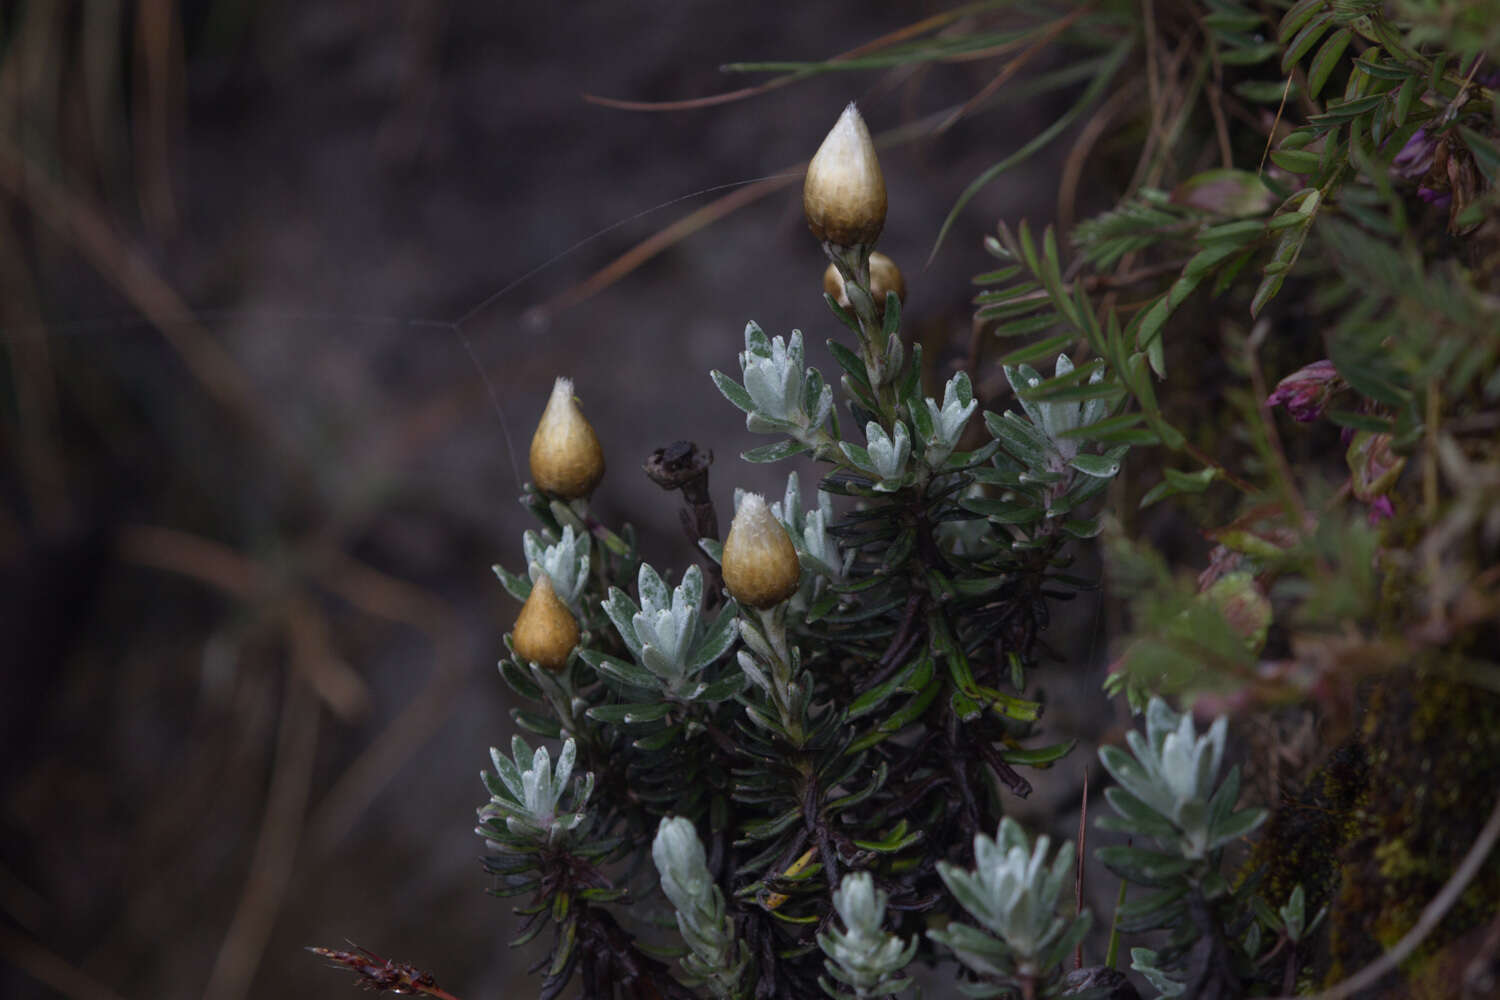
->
316, 3, 1500, 995
448, 99, 1136, 1000
818, 872, 917, 999
929, 818, 1090, 999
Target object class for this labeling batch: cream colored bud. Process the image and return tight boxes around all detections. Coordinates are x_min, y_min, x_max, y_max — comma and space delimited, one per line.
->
529, 377, 605, 499
511, 574, 579, 672
803, 103, 887, 248
721, 494, 802, 609
823, 252, 906, 311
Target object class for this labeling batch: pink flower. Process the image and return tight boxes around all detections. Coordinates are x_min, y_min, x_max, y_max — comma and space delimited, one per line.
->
1267, 360, 1341, 422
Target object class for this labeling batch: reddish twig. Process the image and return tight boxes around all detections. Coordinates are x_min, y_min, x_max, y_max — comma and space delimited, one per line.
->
1075, 766, 1089, 970
308, 946, 465, 1000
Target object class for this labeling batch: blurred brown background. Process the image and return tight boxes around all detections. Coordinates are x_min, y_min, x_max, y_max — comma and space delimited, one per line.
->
0, 1, 1082, 997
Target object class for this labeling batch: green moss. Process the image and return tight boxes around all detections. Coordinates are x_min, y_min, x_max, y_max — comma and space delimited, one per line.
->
1324, 665, 1500, 986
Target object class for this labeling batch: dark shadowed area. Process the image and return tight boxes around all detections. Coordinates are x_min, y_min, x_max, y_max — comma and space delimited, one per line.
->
0, 2, 1108, 998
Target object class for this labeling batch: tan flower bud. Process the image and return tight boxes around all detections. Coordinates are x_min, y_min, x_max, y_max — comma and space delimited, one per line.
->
721, 493, 801, 609
511, 573, 579, 672
822, 252, 906, 310
803, 103, 887, 248
529, 377, 605, 499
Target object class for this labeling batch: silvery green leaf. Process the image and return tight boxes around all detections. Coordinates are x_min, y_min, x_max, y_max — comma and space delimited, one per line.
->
652, 817, 747, 998
839, 442, 875, 473
744, 354, 794, 421
1131, 948, 1187, 997
744, 320, 771, 356
487, 745, 525, 801
524, 525, 592, 609
638, 563, 671, 615
864, 421, 910, 487
1080, 364, 1111, 428
602, 588, 645, 662
482, 737, 594, 848
810, 384, 834, 433
1004, 363, 1051, 436
777, 472, 805, 528
553, 737, 575, 796
1280, 884, 1307, 942
934, 817, 1079, 973
686, 601, 739, 671
820, 872, 918, 998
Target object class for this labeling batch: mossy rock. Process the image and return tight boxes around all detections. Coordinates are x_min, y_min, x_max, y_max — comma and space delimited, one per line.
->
1323, 666, 1500, 987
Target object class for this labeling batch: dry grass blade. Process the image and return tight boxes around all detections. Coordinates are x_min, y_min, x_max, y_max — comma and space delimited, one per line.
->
0, 139, 273, 446
203, 676, 321, 1000
133, 0, 180, 233
1057, 83, 1143, 234
530, 171, 800, 321
0, 927, 132, 1000
930, 37, 1133, 264
935, 8, 1090, 135
117, 525, 373, 719
582, 0, 1010, 111
303, 550, 464, 852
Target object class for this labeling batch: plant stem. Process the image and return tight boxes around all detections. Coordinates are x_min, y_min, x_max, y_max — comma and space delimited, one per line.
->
826, 242, 901, 424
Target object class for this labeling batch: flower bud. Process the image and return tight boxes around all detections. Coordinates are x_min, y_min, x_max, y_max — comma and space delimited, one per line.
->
511, 573, 579, 672
721, 493, 802, 609
822, 252, 906, 311
1266, 360, 1341, 423
529, 377, 606, 499
803, 103, 887, 248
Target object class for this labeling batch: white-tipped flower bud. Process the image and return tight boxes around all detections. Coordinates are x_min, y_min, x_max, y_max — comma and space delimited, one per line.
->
721, 493, 801, 609
803, 103, 887, 248
529, 377, 606, 499
511, 573, 579, 672
823, 252, 906, 310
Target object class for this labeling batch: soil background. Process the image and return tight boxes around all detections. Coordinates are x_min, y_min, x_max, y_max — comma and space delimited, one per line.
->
0, 2, 1106, 998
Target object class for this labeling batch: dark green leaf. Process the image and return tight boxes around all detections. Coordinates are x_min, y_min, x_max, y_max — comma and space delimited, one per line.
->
1327, 410, 1393, 432
1269, 149, 1322, 174
1000, 739, 1077, 766
1280, 13, 1333, 72
1307, 28, 1351, 99
1459, 126, 1500, 183
828, 340, 870, 388
1096, 846, 1197, 886
588, 702, 673, 725
742, 439, 811, 463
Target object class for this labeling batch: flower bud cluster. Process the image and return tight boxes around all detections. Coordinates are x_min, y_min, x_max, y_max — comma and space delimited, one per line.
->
823, 252, 905, 312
